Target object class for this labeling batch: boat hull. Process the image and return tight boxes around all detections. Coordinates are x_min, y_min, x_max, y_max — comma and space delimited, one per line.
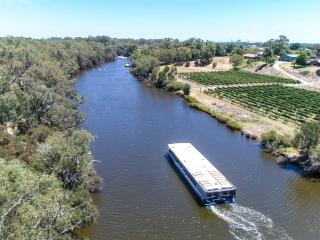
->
169, 152, 235, 206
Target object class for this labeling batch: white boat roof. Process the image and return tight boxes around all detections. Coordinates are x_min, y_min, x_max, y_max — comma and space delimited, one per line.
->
168, 143, 235, 192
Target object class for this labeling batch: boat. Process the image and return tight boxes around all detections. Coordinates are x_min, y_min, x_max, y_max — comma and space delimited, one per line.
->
124, 63, 130, 67
168, 143, 236, 206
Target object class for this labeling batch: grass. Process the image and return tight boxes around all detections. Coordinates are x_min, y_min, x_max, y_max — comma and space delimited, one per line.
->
179, 70, 300, 85
183, 95, 243, 131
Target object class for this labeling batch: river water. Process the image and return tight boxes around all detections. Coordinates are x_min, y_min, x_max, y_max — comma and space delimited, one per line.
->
76, 59, 320, 240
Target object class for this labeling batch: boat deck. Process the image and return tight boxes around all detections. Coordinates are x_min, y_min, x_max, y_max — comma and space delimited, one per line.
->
168, 143, 235, 193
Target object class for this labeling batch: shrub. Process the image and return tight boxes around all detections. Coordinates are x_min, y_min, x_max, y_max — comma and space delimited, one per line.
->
261, 130, 291, 152
225, 119, 243, 131
166, 81, 184, 92
182, 83, 190, 95
295, 52, 309, 66
184, 95, 199, 104
212, 61, 218, 68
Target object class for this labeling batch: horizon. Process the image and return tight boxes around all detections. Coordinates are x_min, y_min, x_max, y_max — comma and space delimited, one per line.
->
1, 0, 319, 43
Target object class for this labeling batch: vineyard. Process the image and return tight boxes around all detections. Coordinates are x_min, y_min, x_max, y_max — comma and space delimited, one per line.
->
179, 71, 300, 85
207, 85, 320, 124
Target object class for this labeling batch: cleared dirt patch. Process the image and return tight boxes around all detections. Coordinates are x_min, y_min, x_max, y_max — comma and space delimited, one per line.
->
175, 57, 232, 73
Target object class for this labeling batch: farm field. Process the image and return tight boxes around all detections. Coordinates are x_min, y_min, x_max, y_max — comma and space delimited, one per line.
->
207, 85, 320, 124
179, 70, 300, 85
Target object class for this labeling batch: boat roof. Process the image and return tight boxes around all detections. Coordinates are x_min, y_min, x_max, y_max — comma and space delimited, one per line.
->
168, 143, 235, 192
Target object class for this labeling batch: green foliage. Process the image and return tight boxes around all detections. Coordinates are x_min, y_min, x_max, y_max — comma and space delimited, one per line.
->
295, 51, 309, 66
215, 44, 226, 56
264, 35, 290, 55
290, 43, 301, 50
294, 122, 320, 153
230, 54, 243, 70
183, 95, 199, 104
35, 130, 100, 191
182, 83, 190, 95
0, 36, 121, 239
0, 160, 97, 240
265, 56, 276, 66
231, 47, 244, 56
0, 90, 20, 123
131, 53, 160, 79
187, 101, 243, 131
209, 85, 320, 124
180, 71, 298, 86
166, 81, 184, 92
261, 131, 291, 152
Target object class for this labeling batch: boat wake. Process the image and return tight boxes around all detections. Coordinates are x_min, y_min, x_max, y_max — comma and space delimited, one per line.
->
209, 204, 292, 240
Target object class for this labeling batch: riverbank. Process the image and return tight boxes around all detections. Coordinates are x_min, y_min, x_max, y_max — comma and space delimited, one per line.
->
77, 59, 320, 240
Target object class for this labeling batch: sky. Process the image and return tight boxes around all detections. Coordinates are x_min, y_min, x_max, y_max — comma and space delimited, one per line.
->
0, 0, 319, 43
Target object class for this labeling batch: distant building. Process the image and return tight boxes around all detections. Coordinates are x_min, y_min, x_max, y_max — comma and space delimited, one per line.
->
309, 57, 320, 66
279, 54, 298, 62
243, 52, 264, 60
243, 54, 256, 59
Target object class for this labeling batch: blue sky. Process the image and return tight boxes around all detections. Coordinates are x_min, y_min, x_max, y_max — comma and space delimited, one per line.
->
0, 0, 319, 43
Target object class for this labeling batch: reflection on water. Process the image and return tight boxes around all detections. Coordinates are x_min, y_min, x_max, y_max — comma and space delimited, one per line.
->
76, 59, 320, 240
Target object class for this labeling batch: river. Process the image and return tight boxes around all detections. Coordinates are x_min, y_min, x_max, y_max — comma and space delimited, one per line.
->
76, 59, 320, 240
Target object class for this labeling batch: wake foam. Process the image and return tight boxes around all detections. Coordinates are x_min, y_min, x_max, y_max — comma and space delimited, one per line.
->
209, 204, 292, 240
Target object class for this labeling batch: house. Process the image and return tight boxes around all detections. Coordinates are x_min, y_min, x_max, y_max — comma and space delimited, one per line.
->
309, 57, 320, 66
243, 52, 264, 60
279, 54, 298, 62
243, 54, 256, 59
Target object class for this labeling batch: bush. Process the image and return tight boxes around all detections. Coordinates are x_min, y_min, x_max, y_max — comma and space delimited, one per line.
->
184, 95, 199, 104
225, 119, 243, 131
295, 52, 309, 66
182, 83, 190, 95
230, 54, 244, 70
166, 81, 184, 92
212, 61, 218, 68
261, 130, 291, 152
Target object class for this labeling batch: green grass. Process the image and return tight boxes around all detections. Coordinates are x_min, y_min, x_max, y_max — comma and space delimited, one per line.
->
208, 85, 320, 124
184, 97, 243, 131
179, 70, 300, 85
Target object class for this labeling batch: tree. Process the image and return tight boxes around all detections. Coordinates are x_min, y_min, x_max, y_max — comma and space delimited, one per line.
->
294, 122, 320, 154
231, 47, 244, 56
215, 44, 226, 56
265, 35, 290, 55
175, 47, 192, 63
182, 83, 190, 95
230, 54, 243, 70
295, 51, 309, 66
263, 47, 275, 66
290, 43, 301, 50
154, 71, 167, 88
0, 160, 97, 240
35, 130, 100, 191
131, 54, 159, 78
